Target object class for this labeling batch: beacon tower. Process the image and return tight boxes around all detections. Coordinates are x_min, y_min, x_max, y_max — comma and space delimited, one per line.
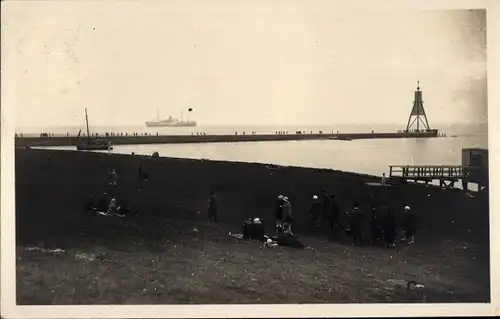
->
405, 81, 431, 132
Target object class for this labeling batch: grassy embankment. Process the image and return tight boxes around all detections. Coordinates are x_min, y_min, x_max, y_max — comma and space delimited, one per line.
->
15, 149, 490, 304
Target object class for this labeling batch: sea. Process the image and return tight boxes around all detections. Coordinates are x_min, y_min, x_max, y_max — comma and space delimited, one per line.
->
18, 123, 488, 188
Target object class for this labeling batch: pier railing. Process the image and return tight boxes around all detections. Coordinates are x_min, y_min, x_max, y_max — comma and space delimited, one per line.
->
389, 165, 471, 180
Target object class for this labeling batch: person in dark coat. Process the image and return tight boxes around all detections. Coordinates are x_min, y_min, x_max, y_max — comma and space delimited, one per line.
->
370, 202, 381, 244
274, 195, 285, 233
321, 189, 331, 222
96, 194, 108, 212
282, 197, 294, 235
382, 206, 396, 248
350, 201, 364, 246
328, 194, 343, 233
138, 165, 148, 183
309, 195, 322, 228
84, 192, 95, 211
402, 205, 416, 244
242, 218, 253, 239
207, 190, 218, 223
247, 218, 267, 242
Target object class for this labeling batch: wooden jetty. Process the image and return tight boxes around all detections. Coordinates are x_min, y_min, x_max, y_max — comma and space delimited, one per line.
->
388, 148, 488, 192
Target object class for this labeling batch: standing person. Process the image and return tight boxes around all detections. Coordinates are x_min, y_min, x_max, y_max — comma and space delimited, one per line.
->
321, 189, 332, 224
402, 206, 416, 244
350, 201, 364, 246
274, 195, 285, 233
329, 194, 343, 233
207, 190, 218, 223
282, 197, 294, 235
382, 206, 396, 248
381, 173, 387, 186
370, 202, 381, 244
138, 164, 149, 184
309, 195, 322, 228
109, 169, 118, 187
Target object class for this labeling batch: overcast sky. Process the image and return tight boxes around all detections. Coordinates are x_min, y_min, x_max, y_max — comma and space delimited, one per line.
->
2, 1, 487, 127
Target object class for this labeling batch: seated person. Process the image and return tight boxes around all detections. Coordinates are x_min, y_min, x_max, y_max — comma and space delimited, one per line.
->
249, 218, 266, 242
84, 193, 95, 211
242, 218, 253, 239
276, 232, 307, 248
96, 195, 108, 213
107, 198, 121, 214
242, 218, 267, 242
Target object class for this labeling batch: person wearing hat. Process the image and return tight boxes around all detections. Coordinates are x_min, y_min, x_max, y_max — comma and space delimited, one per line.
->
282, 197, 294, 235
249, 217, 267, 242
107, 197, 121, 215
350, 201, 364, 246
109, 169, 118, 187
274, 195, 285, 233
309, 195, 322, 228
402, 205, 416, 244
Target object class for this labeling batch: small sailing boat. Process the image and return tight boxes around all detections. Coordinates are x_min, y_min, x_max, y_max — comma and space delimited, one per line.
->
76, 108, 113, 151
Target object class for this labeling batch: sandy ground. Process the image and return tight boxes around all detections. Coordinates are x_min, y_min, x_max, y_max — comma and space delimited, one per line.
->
15, 149, 490, 304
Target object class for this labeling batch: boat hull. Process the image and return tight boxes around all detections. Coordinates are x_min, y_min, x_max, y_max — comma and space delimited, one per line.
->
76, 143, 113, 151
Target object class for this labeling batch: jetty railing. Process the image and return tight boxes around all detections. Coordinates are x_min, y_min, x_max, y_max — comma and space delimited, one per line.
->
389, 165, 470, 180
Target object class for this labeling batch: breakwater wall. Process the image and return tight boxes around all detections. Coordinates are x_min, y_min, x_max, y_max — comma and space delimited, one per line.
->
15, 130, 439, 147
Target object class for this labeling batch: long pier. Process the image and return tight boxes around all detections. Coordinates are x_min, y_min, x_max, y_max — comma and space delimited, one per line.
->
15, 130, 440, 147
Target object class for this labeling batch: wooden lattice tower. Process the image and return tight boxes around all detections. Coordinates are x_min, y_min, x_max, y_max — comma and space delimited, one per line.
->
406, 81, 431, 132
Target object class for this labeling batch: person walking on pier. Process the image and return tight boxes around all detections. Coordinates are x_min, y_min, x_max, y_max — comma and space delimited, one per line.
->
402, 206, 416, 244
382, 206, 396, 248
274, 195, 285, 233
207, 190, 218, 223
350, 201, 364, 246
309, 195, 322, 228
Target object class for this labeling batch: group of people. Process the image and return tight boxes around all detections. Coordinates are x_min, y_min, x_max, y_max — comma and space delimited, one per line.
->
272, 190, 416, 248
206, 186, 416, 249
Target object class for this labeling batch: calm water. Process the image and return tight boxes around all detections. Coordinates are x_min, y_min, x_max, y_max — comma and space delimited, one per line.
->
30, 123, 488, 180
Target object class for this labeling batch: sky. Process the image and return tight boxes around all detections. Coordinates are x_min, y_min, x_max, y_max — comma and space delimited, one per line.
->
2, 1, 487, 127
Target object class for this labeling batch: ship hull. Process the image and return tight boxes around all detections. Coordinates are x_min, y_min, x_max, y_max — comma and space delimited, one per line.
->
145, 122, 197, 127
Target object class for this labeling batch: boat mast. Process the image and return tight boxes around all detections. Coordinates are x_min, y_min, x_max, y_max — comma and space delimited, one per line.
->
181, 110, 184, 122
157, 108, 160, 122
85, 107, 91, 141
